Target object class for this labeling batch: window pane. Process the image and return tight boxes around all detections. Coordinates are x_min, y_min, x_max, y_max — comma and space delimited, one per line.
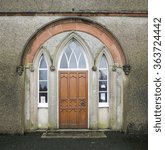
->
39, 70, 47, 80
39, 93, 47, 103
99, 81, 107, 91
74, 46, 82, 60
65, 47, 72, 59
99, 55, 108, 68
99, 92, 107, 103
60, 39, 87, 69
69, 41, 77, 50
39, 56, 47, 68
99, 70, 107, 80
39, 81, 47, 91
69, 54, 77, 68
60, 54, 68, 68
78, 54, 86, 68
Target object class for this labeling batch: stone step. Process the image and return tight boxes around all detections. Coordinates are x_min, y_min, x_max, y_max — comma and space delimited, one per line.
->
41, 130, 108, 138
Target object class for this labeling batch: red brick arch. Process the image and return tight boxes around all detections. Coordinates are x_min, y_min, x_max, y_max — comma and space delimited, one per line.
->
22, 18, 127, 65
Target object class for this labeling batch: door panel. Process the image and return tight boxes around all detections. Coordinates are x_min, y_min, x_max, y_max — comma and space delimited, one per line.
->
69, 73, 77, 99
78, 110, 87, 127
60, 74, 68, 99
78, 73, 86, 98
59, 71, 88, 128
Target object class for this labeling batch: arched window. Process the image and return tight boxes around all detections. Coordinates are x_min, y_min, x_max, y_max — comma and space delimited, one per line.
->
60, 39, 87, 69
98, 54, 109, 107
38, 54, 48, 107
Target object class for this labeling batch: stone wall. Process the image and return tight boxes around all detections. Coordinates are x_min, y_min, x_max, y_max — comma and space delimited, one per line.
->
0, 16, 147, 134
0, 0, 147, 13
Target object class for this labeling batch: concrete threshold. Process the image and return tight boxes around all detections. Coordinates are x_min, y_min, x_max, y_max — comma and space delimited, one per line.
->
41, 129, 108, 138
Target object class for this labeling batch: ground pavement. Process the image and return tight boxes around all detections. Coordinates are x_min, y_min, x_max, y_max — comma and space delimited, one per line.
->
0, 132, 147, 150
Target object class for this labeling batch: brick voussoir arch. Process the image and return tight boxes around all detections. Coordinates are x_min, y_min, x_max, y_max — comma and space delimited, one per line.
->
21, 17, 127, 66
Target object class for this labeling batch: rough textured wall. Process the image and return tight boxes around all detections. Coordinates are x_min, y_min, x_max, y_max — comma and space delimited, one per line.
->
0, 18, 26, 133
0, 16, 59, 134
0, 0, 147, 13
0, 16, 147, 133
94, 17, 148, 133
108, 17, 148, 133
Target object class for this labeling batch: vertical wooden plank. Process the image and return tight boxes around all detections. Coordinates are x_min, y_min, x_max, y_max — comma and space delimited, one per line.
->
60, 73, 68, 99
77, 72, 88, 128
68, 72, 78, 127
69, 73, 77, 99
59, 72, 69, 128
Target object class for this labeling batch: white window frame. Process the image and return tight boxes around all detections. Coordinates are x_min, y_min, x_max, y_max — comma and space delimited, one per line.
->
38, 55, 48, 108
98, 54, 109, 108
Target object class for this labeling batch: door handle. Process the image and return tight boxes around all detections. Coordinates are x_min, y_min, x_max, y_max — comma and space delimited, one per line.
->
80, 100, 86, 107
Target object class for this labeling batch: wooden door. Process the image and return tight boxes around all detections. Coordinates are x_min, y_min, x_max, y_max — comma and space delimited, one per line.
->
59, 71, 88, 128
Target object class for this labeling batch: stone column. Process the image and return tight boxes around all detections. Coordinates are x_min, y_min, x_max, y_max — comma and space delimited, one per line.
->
89, 70, 98, 129
116, 68, 124, 130
24, 66, 30, 131
48, 69, 57, 129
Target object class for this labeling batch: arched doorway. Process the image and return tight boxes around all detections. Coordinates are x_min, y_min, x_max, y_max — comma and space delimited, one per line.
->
22, 18, 126, 131
58, 39, 88, 128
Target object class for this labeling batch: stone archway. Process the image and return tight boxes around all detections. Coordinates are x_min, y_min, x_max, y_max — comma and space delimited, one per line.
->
21, 17, 127, 66
22, 18, 127, 131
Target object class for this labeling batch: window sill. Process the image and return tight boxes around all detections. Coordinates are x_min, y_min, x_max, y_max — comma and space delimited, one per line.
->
38, 103, 48, 108
98, 103, 109, 108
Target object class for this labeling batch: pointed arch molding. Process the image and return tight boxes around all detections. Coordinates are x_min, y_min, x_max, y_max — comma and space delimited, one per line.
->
21, 18, 127, 66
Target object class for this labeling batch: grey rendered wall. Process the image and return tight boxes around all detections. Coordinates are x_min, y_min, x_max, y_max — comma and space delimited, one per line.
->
101, 17, 148, 133
0, 0, 147, 13
0, 16, 147, 133
93, 17, 148, 133
0, 16, 59, 134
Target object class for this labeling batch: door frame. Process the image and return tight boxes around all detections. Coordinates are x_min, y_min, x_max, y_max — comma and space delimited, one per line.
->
56, 34, 91, 129
58, 71, 88, 129
57, 69, 89, 129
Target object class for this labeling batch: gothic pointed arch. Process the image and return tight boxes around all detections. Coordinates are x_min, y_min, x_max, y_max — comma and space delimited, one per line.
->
33, 46, 52, 69
59, 39, 87, 69
54, 32, 91, 70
